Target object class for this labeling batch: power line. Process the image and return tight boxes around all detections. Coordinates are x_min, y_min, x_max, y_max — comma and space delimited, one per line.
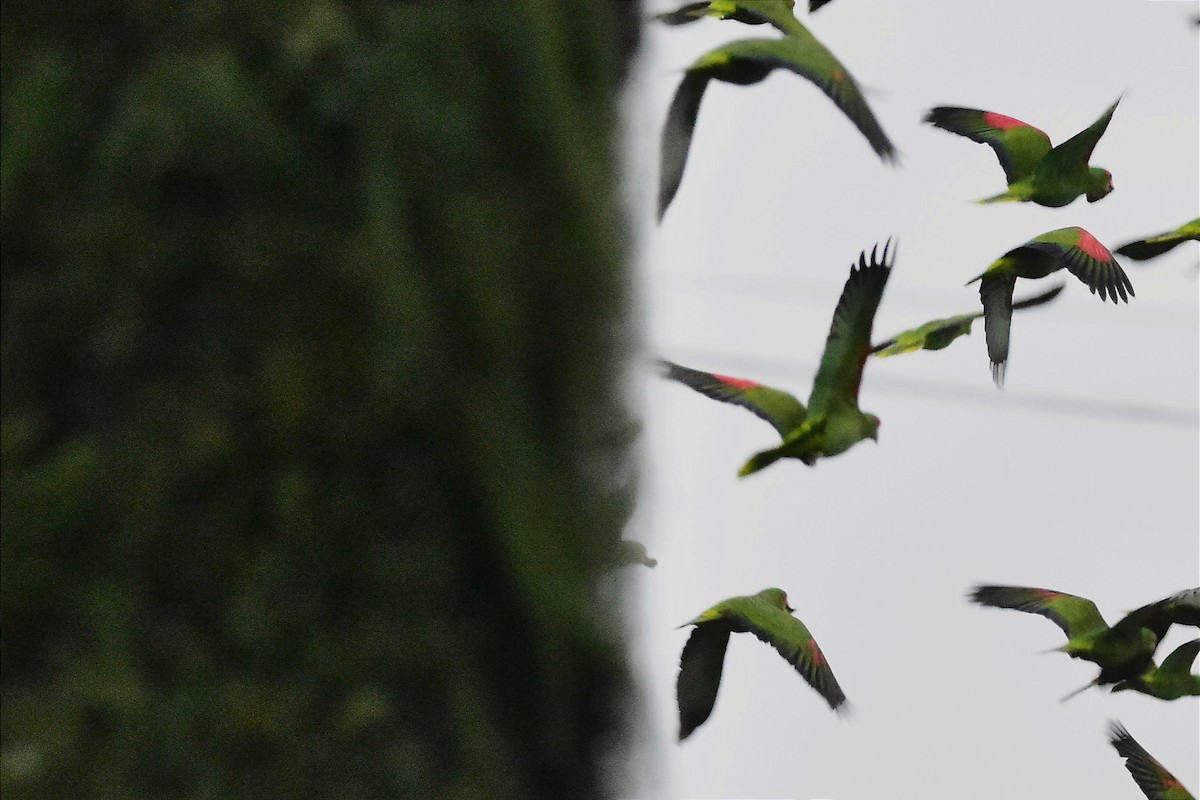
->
651, 270, 1200, 333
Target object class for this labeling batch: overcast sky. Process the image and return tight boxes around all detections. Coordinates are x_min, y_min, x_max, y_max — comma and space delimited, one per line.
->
620, 1, 1199, 798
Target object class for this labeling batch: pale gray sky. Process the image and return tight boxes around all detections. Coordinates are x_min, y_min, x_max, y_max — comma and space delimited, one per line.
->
621, 1, 1199, 798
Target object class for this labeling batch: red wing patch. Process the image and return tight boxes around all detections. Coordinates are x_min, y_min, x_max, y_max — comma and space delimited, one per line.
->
713, 373, 762, 390
982, 111, 1034, 131
808, 638, 824, 666
1074, 228, 1113, 262
1032, 589, 1063, 602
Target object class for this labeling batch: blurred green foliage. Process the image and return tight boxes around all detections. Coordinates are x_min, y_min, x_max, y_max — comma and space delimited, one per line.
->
2, 2, 640, 798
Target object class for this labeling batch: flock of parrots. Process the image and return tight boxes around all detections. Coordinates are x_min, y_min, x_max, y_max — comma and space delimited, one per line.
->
625, 1, 1200, 797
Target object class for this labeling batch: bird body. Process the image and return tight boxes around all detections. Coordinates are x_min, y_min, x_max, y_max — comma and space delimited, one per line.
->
1109, 722, 1196, 800
924, 99, 1119, 207
1112, 639, 1200, 701
965, 227, 1132, 386
676, 588, 845, 740
871, 284, 1063, 357
655, 0, 799, 30
657, 16, 896, 218
659, 243, 892, 475
611, 540, 658, 569
968, 585, 1199, 695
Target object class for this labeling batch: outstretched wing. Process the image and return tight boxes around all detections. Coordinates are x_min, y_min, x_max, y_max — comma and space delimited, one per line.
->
1109, 722, 1196, 800
1115, 218, 1200, 261
677, 622, 733, 740
725, 594, 847, 711
1018, 227, 1133, 303
658, 358, 808, 437
1158, 639, 1200, 677
872, 283, 1063, 358
975, 272, 1016, 387
969, 585, 1109, 640
658, 69, 715, 221
924, 106, 1052, 183
1117, 587, 1200, 643
808, 242, 893, 413
1041, 98, 1120, 177
718, 36, 897, 163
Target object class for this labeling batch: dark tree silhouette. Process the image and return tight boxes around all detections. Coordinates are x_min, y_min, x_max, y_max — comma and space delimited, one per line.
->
1, 3, 641, 798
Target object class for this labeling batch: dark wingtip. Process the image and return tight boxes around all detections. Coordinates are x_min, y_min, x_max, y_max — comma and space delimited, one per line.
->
991, 360, 1006, 389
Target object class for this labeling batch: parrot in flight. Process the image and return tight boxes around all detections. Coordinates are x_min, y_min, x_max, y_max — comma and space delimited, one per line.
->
657, 9, 896, 219
656, 0, 834, 28
870, 283, 1063, 358
1108, 722, 1196, 800
676, 587, 846, 740
1115, 218, 1200, 262
965, 226, 1132, 387
969, 585, 1199, 700
1111, 639, 1200, 701
658, 242, 892, 475
924, 98, 1119, 207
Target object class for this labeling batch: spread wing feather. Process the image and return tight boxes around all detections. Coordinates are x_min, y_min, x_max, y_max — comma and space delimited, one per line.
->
658, 358, 808, 438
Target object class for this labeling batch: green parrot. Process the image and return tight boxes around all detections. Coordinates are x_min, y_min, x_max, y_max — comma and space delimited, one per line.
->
965, 226, 1133, 387
870, 283, 1063, 358
655, 0, 833, 28
654, 0, 799, 29
658, 21, 897, 219
676, 587, 846, 740
969, 585, 1199, 699
1108, 722, 1196, 800
924, 98, 1119, 207
611, 539, 658, 569
1115, 218, 1200, 262
1111, 639, 1200, 701
658, 242, 892, 476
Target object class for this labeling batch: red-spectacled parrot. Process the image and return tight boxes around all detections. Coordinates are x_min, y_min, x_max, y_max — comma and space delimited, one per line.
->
1108, 722, 1196, 800
870, 283, 1063, 358
676, 587, 846, 740
610, 540, 657, 569
965, 226, 1133, 387
969, 586, 1199, 699
658, 242, 892, 476
1112, 639, 1200, 701
654, 0, 798, 29
658, 24, 897, 220
1115, 218, 1200, 262
924, 98, 1119, 207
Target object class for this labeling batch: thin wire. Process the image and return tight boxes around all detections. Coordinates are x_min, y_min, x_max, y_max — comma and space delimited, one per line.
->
652, 345, 1200, 429
651, 270, 1200, 332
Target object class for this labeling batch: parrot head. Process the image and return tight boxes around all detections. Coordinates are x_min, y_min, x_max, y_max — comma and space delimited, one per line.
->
865, 413, 881, 442
1086, 168, 1114, 203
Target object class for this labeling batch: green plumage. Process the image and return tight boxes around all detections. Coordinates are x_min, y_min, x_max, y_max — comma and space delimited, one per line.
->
970, 586, 1200, 698
1109, 722, 1196, 800
871, 284, 1063, 358
659, 243, 892, 475
611, 540, 658, 569
676, 588, 846, 740
965, 227, 1133, 387
925, 99, 1119, 207
1115, 218, 1200, 261
655, 0, 802, 32
658, 16, 896, 219
1112, 639, 1200, 701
